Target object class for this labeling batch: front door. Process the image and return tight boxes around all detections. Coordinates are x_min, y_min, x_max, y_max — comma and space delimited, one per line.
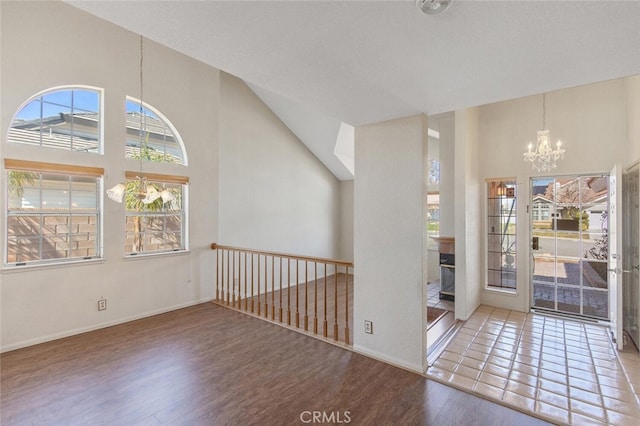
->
623, 164, 640, 350
609, 165, 623, 349
531, 174, 610, 320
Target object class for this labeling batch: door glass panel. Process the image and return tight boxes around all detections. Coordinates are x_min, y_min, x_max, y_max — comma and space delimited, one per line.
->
531, 175, 609, 320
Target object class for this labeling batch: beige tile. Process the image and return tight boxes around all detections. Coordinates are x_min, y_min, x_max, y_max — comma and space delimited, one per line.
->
568, 366, 597, 380
459, 356, 485, 371
508, 371, 538, 388
540, 360, 567, 375
448, 373, 477, 390
598, 374, 634, 392
465, 348, 490, 362
537, 388, 569, 410
493, 341, 516, 352
535, 401, 570, 424
484, 362, 511, 378
594, 365, 628, 381
569, 399, 606, 422
504, 391, 535, 412
570, 386, 603, 406
510, 361, 539, 377
598, 383, 638, 403
487, 354, 512, 369
602, 396, 640, 417
426, 366, 452, 382
453, 364, 481, 381
433, 358, 457, 372
469, 342, 492, 354
473, 382, 504, 401
492, 348, 515, 360
478, 371, 508, 390
538, 377, 569, 396
566, 351, 593, 364
505, 380, 536, 398
439, 350, 463, 365
593, 358, 621, 370
539, 368, 568, 385
513, 353, 539, 367
568, 376, 599, 393
605, 409, 640, 426
569, 412, 607, 426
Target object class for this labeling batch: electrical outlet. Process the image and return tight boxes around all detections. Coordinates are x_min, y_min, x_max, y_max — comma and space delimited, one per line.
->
98, 298, 107, 311
364, 320, 373, 334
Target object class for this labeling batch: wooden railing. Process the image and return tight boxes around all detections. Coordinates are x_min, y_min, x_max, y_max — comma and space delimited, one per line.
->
211, 243, 353, 345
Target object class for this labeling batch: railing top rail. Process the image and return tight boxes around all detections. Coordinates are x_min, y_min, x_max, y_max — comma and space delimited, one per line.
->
211, 243, 353, 267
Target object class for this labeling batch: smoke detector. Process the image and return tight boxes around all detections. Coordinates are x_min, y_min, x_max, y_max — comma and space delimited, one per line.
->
417, 0, 453, 15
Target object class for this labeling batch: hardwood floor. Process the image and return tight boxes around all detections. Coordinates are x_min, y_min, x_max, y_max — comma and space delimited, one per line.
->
1, 303, 550, 425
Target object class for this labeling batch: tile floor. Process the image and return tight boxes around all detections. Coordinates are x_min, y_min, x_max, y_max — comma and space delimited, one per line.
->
427, 305, 640, 425
427, 281, 455, 311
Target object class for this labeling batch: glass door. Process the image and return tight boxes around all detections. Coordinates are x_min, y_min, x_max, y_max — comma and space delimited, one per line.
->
623, 165, 640, 349
531, 175, 610, 319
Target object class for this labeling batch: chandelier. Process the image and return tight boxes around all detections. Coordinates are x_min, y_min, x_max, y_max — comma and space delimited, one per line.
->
107, 36, 173, 205
523, 93, 565, 172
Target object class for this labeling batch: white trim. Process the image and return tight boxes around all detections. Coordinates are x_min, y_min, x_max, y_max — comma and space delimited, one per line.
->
0, 298, 211, 353
352, 344, 425, 374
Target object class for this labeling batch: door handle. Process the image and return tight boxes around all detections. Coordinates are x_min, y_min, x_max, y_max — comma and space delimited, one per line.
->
532, 237, 539, 250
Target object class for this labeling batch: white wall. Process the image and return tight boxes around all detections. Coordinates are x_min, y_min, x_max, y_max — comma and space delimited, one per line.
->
353, 114, 427, 373
627, 75, 640, 165
454, 108, 482, 320
0, 1, 218, 351
218, 72, 340, 259
476, 79, 628, 312
339, 180, 354, 262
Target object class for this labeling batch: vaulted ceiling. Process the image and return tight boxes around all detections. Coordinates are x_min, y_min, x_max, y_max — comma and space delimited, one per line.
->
67, 0, 640, 180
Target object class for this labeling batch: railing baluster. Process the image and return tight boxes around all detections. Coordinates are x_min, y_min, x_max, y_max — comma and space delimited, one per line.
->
264, 254, 268, 318
345, 266, 350, 345
232, 250, 236, 307
334, 265, 339, 341
295, 259, 300, 328
225, 250, 231, 305
257, 254, 261, 316
251, 253, 255, 313
314, 262, 318, 334
323, 262, 328, 338
216, 247, 220, 301
237, 250, 242, 309
244, 251, 248, 311
304, 260, 309, 331
271, 255, 275, 320
279, 257, 283, 322
287, 258, 291, 325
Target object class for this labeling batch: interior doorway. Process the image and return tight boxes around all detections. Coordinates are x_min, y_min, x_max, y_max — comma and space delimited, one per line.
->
530, 174, 610, 320
623, 164, 640, 351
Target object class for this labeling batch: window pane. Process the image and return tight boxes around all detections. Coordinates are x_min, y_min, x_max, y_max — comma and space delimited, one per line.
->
125, 99, 185, 165
41, 174, 70, 210
8, 87, 101, 154
487, 179, 517, 291
5, 168, 101, 266
123, 179, 186, 255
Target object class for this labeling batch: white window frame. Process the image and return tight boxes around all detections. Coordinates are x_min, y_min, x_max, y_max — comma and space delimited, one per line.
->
4, 159, 104, 268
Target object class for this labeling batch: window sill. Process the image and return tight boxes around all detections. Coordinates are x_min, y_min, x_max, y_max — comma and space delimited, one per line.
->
1, 257, 105, 273
484, 286, 518, 296
124, 250, 190, 260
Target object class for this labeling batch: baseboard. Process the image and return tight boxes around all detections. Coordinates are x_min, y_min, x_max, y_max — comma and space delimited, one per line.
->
352, 344, 425, 375
0, 297, 211, 353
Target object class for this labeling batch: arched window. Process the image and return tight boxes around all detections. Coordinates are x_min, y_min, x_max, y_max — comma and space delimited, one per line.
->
125, 97, 187, 165
8, 87, 102, 154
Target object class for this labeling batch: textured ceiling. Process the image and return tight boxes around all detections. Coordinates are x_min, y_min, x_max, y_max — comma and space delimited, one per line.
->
67, 0, 640, 179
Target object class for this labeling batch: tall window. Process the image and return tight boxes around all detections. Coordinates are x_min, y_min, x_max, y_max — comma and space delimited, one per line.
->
124, 172, 188, 255
8, 87, 101, 153
125, 98, 186, 165
5, 160, 102, 266
487, 179, 517, 290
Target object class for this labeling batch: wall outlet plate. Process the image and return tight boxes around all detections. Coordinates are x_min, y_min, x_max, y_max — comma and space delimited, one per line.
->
364, 320, 373, 334
98, 299, 107, 311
